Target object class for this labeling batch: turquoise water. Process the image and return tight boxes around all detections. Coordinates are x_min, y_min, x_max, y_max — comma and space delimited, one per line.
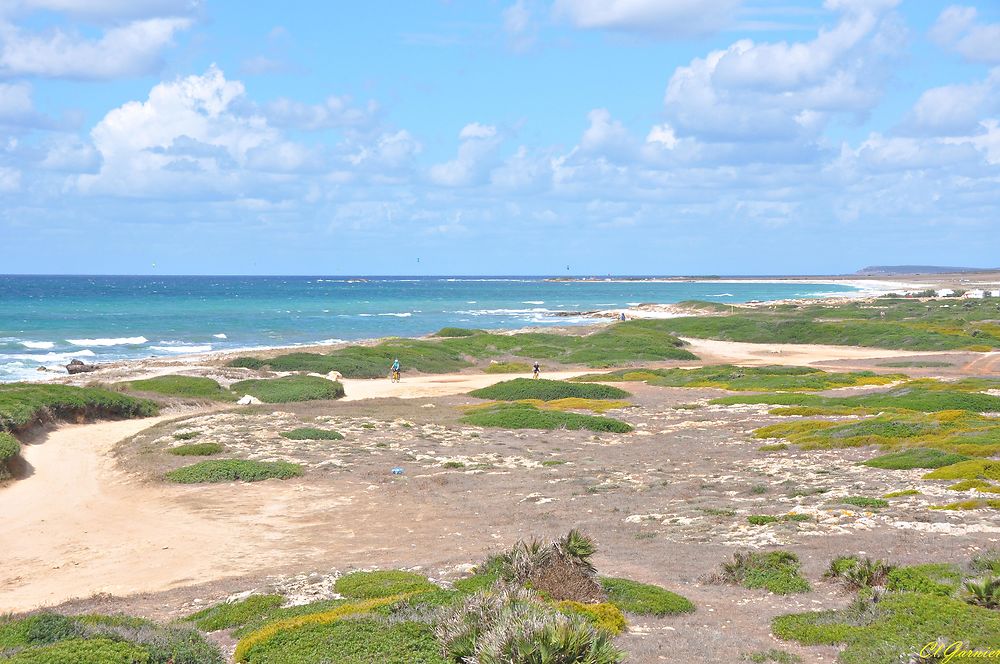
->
0, 276, 859, 382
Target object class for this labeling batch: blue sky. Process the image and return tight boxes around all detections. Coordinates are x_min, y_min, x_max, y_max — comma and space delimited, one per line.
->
1, 0, 998, 275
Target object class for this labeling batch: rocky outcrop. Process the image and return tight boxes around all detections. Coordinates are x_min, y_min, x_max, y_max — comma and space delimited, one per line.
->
65, 359, 98, 374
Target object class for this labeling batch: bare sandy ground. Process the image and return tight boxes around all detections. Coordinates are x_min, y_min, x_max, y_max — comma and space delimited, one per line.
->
0, 340, 986, 614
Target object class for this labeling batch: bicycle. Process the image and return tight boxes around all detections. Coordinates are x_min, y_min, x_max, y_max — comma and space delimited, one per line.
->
391, 369, 401, 383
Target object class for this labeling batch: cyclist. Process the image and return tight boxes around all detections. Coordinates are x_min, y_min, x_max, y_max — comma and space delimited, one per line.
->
532, 361, 540, 379
390, 358, 401, 382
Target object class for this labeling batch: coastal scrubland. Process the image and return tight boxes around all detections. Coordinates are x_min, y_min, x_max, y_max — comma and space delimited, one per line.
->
225, 320, 696, 377
664, 297, 1000, 350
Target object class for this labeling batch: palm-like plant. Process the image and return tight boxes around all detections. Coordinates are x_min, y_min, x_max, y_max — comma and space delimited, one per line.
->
557, 529, 597, 572
964, 576, 1000, 609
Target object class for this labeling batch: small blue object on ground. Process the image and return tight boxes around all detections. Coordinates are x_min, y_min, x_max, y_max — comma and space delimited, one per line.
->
391, 467, 404, 475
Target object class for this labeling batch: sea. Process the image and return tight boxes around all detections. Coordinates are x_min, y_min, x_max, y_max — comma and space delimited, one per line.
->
0, 275, 861, 383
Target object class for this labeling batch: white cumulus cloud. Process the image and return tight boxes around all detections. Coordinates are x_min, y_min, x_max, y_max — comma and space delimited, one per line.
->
931, 5, 1000, 65
553, 0, 741, 37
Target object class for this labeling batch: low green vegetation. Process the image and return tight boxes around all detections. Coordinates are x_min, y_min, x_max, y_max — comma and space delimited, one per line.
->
948, 479, 1000, 492
279, 427, 344, 440
0, 382, 157, 432
662, 297, 1000, 351
599, 577, 695, 616
334, 571, 438, 600
748, 514, 812, 525
923, 459, 1000, 481
483, 361, 531, 373
744, 650, 802, 663
841, 496, 889, 509
753, 410, 1000, 457
862, 447, 972, 470
0, 431, 19, 479
717, 385, 1000, 414
469, 377, 630, 401
883, 489, 920, 498
462, 402, 633, 433
230, 375, 345, 403
118, 375, 236, 401
168, 442, 223, 456
0, 612, 222, 663
775, 551, 1000, 662
165, 460, 303, 483
931, 498, 1000, 511
877, 360, 954, 368
187, 595, 285, 631
225, 319, 696, 378
717, 551, 811, 594
432, 327, 480, 337
575, 365, 899, 391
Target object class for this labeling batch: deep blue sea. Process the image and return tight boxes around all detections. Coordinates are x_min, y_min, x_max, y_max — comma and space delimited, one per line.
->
0, 275, 860, 382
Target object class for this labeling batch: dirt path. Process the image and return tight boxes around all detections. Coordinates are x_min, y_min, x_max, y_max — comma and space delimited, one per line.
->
961, 351, 1000, 376
339, 370, 585, 401
681, 337, 959, 366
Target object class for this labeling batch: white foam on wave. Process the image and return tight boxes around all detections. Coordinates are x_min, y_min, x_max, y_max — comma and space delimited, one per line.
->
705, 293, 734, 297
213, 333, 227, 339
21, 341, 55, 350
378, 312, 412, 317
1, 349, 97, 362
150, 344, 212, 354
522, 301, 545, 305
67, 336, 148, 347
454, 307, 555, 316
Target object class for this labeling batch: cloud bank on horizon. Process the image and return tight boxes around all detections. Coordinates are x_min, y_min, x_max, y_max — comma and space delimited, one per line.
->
0, 0, 998, 275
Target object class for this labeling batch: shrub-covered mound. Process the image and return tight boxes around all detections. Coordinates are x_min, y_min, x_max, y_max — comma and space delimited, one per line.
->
0, 612, 222, 664
716, 551, 811, 595
752, 411, 1000, 457
118, 375, 236, 401
0, 383, 157, 432
600, 577, 695, 616
862, 448, 972, 470
715, 385, 1000, 414
165, 460, 302, 483
168, 442, 223, 456
484, 361, 531, 374
0, 431, 20, 479
462, 402, 633, 433
334, 571, 438, 599
660, 298, 1000, 351
469, 378, 630, 401
279, 427, 344, 440
923, 459, 1000, 481
432, 327, 481, 337
225, 320, 696, 378
230, 375, 345, 403
575, 365, 899, 391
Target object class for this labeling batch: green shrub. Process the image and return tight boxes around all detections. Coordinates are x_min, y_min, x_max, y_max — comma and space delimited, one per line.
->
484, 361, 531, 374
0, 431, 19, 479
886, 564, 962, 596
230, 375, 345, 403
924, 460, 1000, 481
772, 591, 1000, 664
168, 442, 222, 456
470, 378, 630, 402
462, 402, 632, 433
970, 549, 1000, 575
744, 650, 802, 664
964, 577, 1000, 609
577, 365, 898, 391
187, 594, 285, 631
748, 515, 780, 526
279, 428, 344, 440
883, 489, 920, 498
2, 637, 151, 663
173, 431, 199, 440
228, 357, 267, 370
436, 586, 624, 664
119, 375, 236, 401
716, 386, 1000, 414
433, 327, 481, 337
165, 460, 302, 484
334, 571, 438, 599
718, 551, 811, 594
600, 577, 694, 616
841, 496, 890, 509
240, 618, 446, 664
863, 448, 971, 470
0, 383, 157, 432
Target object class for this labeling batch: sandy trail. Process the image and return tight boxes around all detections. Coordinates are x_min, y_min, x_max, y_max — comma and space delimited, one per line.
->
339, 370, 586, 401
680, 337, 958, 366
